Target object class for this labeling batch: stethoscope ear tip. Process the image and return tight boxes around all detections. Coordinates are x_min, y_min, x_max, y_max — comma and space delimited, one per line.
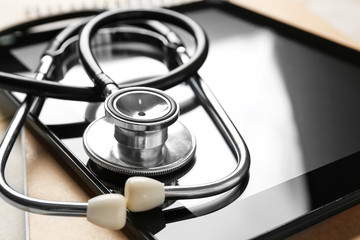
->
87, 177, 165, 230
87, 193, 127, 230
125, 176, 165, 212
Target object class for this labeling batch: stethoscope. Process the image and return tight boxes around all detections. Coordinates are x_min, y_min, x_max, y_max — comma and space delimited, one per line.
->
0, 8, 250, 231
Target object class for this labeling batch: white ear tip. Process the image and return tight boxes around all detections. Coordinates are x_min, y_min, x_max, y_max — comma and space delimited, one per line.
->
125, 177, 165, 212
87, 194, 126, 230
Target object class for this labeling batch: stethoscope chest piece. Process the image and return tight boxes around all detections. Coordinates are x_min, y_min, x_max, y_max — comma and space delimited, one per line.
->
83, 87, 196, 176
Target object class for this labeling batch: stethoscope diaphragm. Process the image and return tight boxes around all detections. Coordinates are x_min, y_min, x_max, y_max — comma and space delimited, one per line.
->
83, 87, 196, 176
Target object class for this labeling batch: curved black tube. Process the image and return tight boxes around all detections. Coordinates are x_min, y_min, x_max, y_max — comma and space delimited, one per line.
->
78, 8, 208, 94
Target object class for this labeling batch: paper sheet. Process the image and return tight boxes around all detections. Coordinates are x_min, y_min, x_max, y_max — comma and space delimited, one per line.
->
0, 0, 200, 31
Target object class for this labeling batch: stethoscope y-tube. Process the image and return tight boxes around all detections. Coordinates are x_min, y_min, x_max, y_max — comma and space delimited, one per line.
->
0, 8, 250, 230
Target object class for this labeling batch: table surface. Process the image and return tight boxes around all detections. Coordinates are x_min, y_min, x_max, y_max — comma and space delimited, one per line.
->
1, 0, 360, 239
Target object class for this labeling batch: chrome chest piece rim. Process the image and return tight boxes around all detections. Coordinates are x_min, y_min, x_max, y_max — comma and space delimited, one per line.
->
83, 87, 196, 176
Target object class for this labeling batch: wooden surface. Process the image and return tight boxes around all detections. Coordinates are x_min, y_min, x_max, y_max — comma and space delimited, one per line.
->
288, 204, 360, 240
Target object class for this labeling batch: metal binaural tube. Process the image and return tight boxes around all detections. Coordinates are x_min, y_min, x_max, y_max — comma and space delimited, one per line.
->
0, 63, 88, 216
163, 44, 250, 199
